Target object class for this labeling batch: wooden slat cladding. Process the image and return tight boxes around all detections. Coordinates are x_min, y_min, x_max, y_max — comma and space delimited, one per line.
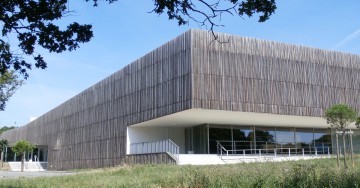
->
191, 30, 360, 69
1, 30, 192, 171
2, 29, 360, 170
190, 29, 360, 117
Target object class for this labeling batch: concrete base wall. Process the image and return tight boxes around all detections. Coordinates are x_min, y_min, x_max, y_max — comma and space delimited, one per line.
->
126, 153, 177, 165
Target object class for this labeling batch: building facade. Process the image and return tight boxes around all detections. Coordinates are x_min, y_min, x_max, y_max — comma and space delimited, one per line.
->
1, 29, 360, 170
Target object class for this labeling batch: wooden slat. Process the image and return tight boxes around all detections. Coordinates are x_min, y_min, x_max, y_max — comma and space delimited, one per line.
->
1, 30, 192, 171
2, 29, 360, 170
190, 29, 360, 117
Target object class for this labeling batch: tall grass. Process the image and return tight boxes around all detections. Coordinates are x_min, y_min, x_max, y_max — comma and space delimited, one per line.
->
1, 158, 360, 187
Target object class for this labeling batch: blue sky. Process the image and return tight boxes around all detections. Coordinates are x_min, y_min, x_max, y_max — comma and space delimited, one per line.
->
1, 0, 360, 127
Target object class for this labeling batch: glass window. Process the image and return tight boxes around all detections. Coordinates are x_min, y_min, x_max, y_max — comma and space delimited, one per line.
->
295, 128, 314, 144
233, 126, 254, 154
255, 127, 276, 143
233, 126, 253, 141
350, 129, 360, 154
295, 128, 314, 153
314, 129, 331, 144
314, 128, 331, 154
255, 127, 276, 152
275, 127, 295, 144
209, 126, 232, 154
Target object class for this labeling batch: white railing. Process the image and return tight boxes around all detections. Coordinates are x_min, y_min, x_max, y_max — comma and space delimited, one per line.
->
216, 141, 331, 160
130, 139, 179, 160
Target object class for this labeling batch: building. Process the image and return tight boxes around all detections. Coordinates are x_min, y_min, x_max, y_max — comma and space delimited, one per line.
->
1, 29, 360, 170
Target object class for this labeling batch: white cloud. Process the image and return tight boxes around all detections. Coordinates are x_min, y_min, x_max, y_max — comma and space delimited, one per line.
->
332, 28, 360, 50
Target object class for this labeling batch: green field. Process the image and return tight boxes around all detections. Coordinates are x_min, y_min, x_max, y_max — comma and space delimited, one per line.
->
1, 158, 360, 188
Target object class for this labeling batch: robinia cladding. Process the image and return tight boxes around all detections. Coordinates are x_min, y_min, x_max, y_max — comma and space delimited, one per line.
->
1, 31, 192, 170
2, 29, 360, 170
191, 30, 360, 117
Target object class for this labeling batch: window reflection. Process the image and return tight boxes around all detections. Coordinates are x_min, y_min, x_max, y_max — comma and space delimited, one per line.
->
295, 128, 314, 153
208, 125, 332, 155
314, 129, 331, 143
254, 127, 276, 153
295, 128, 314, 144
276, 128, 295, 144
233, 126, 254, 154
314, 129, 331, 154
209, 126, 231, 154
255, 127, 275, 143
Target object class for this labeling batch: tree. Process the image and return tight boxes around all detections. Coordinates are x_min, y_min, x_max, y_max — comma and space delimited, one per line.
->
0, 126, 15, 134
0, 139, 8, 168
1, 1, 93, 79
150, 0, 276, 39
356, 117, 360, 128
254, 130, 274, 142
1, 0, 276, 107
1, 0, 276, 79
0, 71, 23, 110
11, 140, 34, 172
324, 104, 357, 169
0, 128, 13, 167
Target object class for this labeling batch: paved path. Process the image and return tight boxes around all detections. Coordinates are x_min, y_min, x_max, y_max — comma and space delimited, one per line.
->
0, 171, 76, 179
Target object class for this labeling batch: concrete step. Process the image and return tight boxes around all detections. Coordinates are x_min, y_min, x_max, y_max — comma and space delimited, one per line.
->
0, 162, 10, 171
178, 154, 226, 165
8, 162, 47, 172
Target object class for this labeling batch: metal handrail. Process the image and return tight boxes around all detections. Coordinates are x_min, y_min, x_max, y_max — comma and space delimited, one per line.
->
214, 140, 332, 148
216, 141, 331, 160
130, 139, 180, 160
217, 141, 229, 159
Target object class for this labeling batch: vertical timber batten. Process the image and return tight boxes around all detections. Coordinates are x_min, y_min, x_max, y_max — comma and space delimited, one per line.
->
1, 29, 360, 170
1, 30, 193, 170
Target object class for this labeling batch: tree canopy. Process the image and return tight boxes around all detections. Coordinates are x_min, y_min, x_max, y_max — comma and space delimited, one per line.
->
12, 139, 34, 156
324, 104, 357, 130
356, 117, 360, 128
0, 0, 276, 109
12, 139, 34, 172
1, 0, 276, 79
1, 0, 93, 79
0, 139, 8, 151
0, 71, 23, 110
0, 126, 15, 134
150, 0, 276, 37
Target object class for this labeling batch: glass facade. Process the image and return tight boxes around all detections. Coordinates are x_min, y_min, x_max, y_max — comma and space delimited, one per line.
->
183, 124, 360, 155
208, 125, 231, 154
332, 129, 359, 155
4, 146, 48, 162
295, 128, 315, 154
255, 127, 276, 154
185, 124, 208, 154
206, 125, 332, 155
233, 126, 254, 154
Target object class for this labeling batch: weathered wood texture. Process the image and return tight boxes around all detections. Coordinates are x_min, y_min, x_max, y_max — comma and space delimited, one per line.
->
1, 31, 192, 170
125, 153, 177, 165
191, 29, 360, 117
2, 29, 360, 170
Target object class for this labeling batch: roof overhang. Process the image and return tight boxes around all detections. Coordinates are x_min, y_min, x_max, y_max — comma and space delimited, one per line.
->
130, 108, 357, 129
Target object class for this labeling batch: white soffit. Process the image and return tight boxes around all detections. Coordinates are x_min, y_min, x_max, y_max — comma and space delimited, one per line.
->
130, 109, 357, 129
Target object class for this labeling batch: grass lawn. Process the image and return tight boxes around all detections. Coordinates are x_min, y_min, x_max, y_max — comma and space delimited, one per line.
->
1, 157, 360, 188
